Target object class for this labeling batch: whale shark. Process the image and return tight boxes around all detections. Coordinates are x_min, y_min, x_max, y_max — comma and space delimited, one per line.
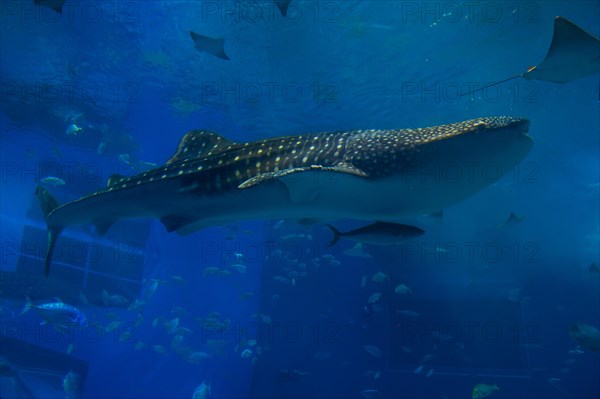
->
36, 116, 532, 276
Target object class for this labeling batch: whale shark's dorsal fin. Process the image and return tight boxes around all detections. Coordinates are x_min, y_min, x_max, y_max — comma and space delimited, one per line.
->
461, 16, 600, 96
107, 174, 127, 186
167, 130, 235, 164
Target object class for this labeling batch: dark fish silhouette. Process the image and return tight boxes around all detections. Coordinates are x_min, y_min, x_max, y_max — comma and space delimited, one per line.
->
326, 221, 425, 247
189, 31, 230, 60
34, 0, 66, 14
274, 0, 292, 17
570, 324, 600, 351
495, 211, 525, 229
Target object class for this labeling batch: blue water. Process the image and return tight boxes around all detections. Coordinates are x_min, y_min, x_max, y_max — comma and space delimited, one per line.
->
1, 1, 598, 398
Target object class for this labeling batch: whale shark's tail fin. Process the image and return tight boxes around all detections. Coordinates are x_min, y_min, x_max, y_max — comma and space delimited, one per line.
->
35, 186, 64, 278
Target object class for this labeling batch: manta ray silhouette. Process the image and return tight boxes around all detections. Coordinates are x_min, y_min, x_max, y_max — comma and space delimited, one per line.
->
461, 16, 600, 96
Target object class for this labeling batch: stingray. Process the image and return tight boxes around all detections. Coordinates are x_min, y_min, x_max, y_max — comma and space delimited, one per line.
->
34, 0, 65, 13
274, 0, 293, 17
189, 31, 230, 60
461, 16, 600, 96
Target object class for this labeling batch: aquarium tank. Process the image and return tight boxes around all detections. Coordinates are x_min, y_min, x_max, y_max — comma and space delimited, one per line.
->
0, 1, 598, 398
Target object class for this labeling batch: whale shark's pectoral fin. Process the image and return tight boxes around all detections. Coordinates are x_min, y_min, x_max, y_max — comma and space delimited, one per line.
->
238, 162, 368, 189
238, 162, 369, 203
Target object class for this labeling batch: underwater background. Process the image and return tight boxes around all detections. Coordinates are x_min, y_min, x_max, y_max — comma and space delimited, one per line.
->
0, 1, 598, 398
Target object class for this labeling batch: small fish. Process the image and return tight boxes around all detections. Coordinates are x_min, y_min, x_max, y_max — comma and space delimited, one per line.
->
127, 299, 146, 312
169, 275, 187, 285
431, 331, 453, 341
105, 320, 121, 332
414, 365, 423, 374
326, 221, 424, 247
506, 288, 521, 303
63, 370, 80, 397
472, 383, 499, 399
590, 263, 599, 273
426, 368, 434, 377
105, 312, 119, 320
367, 293, 381, 304
153, 344, 166, 354
569, 323, 600, 351
164, 317, 180, 334
170, 306, 187, 317
66, 343, 75, 354
145, 279, 162, 298
273, 276, 289, 284
190, 31, 230, 60
192, 381, 211, 399
371, 272, 389, 283
229, 263, 247, 273
174, 327, 192, 336
65, 124, 83, 136
360, 275, 367, 288
360, 389, 382, 399
202, 267, 221, 276
394, 284, 412, 295
568, 348, 584, 355
420, 354, 435, 363
397, 310, 420, 318
363, 345, 382, 357
171, 335, 184, 348
118, 154, 157, 171
21, 296, 86, 327
343, 243, 373, 258
134, 341, 145, 350
102, 290, 129, 307
40, 176, 66, 186
241, 349, 253, 358
187, 351, 211, 363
